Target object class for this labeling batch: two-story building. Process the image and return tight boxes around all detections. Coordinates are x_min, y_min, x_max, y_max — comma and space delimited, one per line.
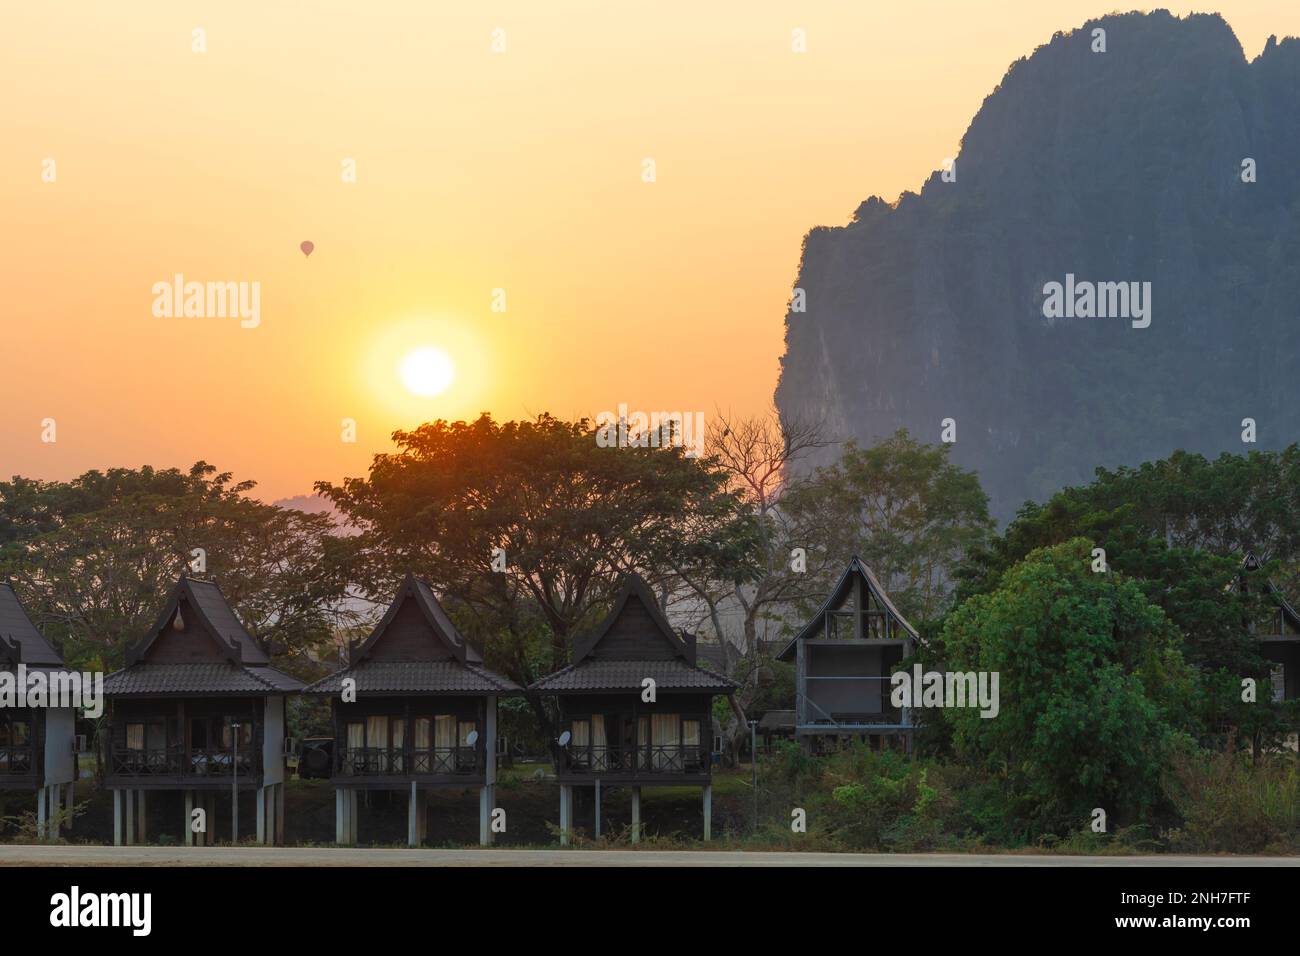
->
0, 583, 78, 839
102, 575, 303, 846
530, 574, 736, 843
304, 573, 520, 846
776, 557, 918, 753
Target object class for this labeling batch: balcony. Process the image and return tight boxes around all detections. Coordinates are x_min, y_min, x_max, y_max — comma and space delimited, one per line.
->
560, 744, 707, 776
110, 746, 262, 778
337, 746, 481, 777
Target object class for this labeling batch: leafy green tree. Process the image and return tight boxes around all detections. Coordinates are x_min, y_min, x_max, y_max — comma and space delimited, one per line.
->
783, 430, 994, 624
0, 462, 351, 673
941, 539, 1193, 833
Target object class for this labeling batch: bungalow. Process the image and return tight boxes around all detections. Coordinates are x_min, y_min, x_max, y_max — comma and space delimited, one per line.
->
102, 575, 303, 846
303, 573, 520, 846
0, 583, 78, 838
529, 574, 736, 843
775, 557, 918, 753
1242, 551, 1300, 703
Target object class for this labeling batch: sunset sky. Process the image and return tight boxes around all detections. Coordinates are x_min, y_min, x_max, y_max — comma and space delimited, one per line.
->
4, 2, 1298, 502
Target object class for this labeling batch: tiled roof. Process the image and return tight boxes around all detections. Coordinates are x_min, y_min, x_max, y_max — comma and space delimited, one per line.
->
528, 659, 736, 693
0, 584, 64, 666
103, 662, 305, 697
304, 659, 520, 696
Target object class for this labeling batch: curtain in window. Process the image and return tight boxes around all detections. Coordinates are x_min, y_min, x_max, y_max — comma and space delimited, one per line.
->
651, 714, 680, 769
391, 719, 406, 772
435, 715, 456, 772
126, 723, 145, 751
367, 716, 389, 772
346, 722, 365, 774
571, 719, 590, 748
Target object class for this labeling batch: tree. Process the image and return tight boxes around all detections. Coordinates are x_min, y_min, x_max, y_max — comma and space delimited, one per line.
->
316, 413, 741, 685
783, 430, 994, 625
0, 462, 352, 673
941, 539, 1194, 832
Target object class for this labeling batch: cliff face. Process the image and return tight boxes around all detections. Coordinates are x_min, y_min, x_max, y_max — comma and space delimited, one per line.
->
775, 12, 1300, 522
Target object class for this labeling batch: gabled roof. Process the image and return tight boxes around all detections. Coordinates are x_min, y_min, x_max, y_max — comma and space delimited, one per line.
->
303, 574, 520, 697
775, 557, 918, 662
571, 574, 692, 665
1241, 550, 1300, 631
0, 583, 65, 667
351, 573, 481, 665
106, 576, 303, 697
529, 575, 737, 695
127, 576, 269, 667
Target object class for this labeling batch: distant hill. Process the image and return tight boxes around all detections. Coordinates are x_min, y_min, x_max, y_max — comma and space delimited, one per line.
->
775, 11, 1300, 522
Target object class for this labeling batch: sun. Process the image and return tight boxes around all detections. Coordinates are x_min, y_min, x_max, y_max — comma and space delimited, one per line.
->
399, 346, 455, 397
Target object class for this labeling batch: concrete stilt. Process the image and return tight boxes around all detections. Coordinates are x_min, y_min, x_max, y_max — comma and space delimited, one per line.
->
124, 790, 135, 846
184, 791, 194, 847
113, 789, 122, 846
703, 783, 712, 842
36, 786, 47, 840
631, 786, 641, 844
276, 782, 285, 845
594, 778, 601, 839
335, 789, 346, 844
256, 786, 266, 844
416, 788, 427, 843
559, 784, 570, 846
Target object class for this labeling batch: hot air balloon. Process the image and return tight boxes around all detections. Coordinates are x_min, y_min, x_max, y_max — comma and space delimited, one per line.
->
300, 240, 314, 258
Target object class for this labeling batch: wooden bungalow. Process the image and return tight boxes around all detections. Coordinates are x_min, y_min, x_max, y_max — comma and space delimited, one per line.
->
102, 575, 303, 846
303, 573, 520, 846
0, 583, 78, 838
1242, 551, 1300, 704
529, 574, 736, 843
775, 557, 918, 753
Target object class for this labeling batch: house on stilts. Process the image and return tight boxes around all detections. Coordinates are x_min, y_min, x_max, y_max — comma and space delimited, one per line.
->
303, 573, 520, 846
776, 557, 918, 753
0, 583, 78, 839
102, 575, 303, 846
530, 574, 736, 843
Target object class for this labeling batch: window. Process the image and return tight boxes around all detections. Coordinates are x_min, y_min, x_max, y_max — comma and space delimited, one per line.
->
126, 723, 145, 751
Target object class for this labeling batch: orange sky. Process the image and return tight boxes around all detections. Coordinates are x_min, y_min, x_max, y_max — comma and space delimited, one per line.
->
3, 2, 1297, 501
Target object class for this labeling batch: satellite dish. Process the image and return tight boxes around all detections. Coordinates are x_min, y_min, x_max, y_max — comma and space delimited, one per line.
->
558, 731, 572, 747
466, 730, 479, 748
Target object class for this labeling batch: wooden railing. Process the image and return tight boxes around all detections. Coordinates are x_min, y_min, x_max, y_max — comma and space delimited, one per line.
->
337, 746, 481, 776
561, 744, 707, 775
110, 746, 262, 777
0, 746, 33, 774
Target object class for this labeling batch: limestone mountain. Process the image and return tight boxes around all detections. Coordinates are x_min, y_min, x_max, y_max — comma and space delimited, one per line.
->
775, 11, 1300, 522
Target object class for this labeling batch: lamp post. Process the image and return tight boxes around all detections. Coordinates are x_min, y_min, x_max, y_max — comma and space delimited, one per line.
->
231, 720, 240, 844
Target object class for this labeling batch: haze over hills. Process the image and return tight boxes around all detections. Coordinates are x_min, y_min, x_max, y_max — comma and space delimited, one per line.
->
775, 10, 1300, 522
